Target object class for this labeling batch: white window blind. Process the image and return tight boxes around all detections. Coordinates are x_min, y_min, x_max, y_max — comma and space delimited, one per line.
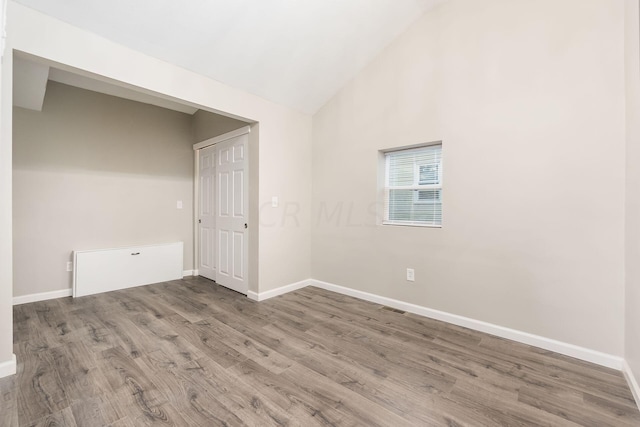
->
384, 144, 442, 227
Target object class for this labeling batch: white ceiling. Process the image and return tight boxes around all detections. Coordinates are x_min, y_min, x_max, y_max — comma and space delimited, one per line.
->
13, 0, 445, 114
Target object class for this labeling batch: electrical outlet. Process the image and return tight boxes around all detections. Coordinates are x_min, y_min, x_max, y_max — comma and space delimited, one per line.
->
406, 268, 415, 282
66, 261, 73, 272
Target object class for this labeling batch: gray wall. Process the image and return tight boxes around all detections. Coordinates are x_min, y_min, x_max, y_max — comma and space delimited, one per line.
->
13, 81, 195, 297
192, 109, 247, 142
312, 0, 626, 356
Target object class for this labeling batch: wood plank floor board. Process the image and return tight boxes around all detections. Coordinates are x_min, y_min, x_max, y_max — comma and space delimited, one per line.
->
191, 318, 293, 374
98, 345, 177, 424
278, 362, 419, 427
384, 330, 547, 398
1, 277, 638, 426
264, 320, 388, 381
480, 334, 630, 389
34, 300, 75, 341
226, 358, 349, 426
102, 316, 151, 360
129, 399, 190, 427
261, 321, 356, 381
261, 318, 454, 422
15, 343, 70, 426
12, 304, 35, 345
69, 393, 123, 426
105, 416, 136, 427
130, 312, 208, 365
444, 384, 581, 427
518, 385, 635, 427
27, 406, 78, 427
328, 362, 450, 425
479, 334, 637, 409
545, 364, 636, 406
13, 305, 58, 351
135, 283, 208, 324
278, 315, 459, 396
434, 323, 484, 348
178, 355, 298, 426
132, 352, 251, 427
265, 320, 502, 426
268, 300, 471, 388
336, 329, 459, 393
162, 313, 249, 369
282, 291, 382, 327
278, 291, 446, 347
431, 326, 582, 388
0, 374, 18, 427
583, 391, 640, 421
65, 309, 119, 355
344, 326, 522, 400
48, 342, 111, 404
376, 309, 446, 340
109, 291, 175, 321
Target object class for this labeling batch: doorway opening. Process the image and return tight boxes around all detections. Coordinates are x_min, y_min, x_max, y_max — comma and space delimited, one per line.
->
12, 52, 256, 302
195, 128, 250, 295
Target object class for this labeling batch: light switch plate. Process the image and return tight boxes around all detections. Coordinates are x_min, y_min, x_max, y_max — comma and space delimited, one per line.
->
271, 196, 279, 208
177, 200, 183, 209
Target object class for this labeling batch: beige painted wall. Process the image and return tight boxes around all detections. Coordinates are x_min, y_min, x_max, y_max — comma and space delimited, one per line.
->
13, 81, 195, 297
0, 0, 12, 369
192, 109, 248, 142
626, 0, 640, 390
312, 0, 626, 355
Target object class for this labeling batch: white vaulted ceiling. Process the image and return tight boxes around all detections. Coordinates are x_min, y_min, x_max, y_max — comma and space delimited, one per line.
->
13, 0, 445, 114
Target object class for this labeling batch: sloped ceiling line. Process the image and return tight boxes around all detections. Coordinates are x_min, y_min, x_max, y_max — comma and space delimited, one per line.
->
13, 0, 445, 114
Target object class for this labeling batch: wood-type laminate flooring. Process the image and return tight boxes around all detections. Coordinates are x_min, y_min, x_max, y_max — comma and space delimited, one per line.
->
1, 276, 638, 426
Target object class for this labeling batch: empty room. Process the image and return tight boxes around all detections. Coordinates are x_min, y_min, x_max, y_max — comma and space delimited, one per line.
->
1, 0, 640, 426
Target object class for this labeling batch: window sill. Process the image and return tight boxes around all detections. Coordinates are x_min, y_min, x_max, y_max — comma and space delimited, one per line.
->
382, 222, 442, 228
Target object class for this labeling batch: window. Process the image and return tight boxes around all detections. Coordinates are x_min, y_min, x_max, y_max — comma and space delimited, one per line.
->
383, 143, 442, 227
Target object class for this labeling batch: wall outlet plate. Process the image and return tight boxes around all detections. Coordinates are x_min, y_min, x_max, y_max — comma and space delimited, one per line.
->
406, 268, 415, 282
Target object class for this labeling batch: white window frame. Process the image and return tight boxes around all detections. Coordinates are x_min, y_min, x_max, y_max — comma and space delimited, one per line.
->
382, 143, 443, 228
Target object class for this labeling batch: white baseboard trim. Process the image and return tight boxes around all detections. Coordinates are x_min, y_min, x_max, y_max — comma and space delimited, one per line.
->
248, 279, 311, 302
309, 279, 624, 370
0, 354, 16, 378
183, 269, 199, 277
13, 288, 73, 305
623, 360, 640, 410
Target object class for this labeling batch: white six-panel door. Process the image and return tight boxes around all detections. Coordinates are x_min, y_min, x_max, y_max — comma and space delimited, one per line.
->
216, 134, 248, 294
198, 132, 248, 295
198, 145, 216, 281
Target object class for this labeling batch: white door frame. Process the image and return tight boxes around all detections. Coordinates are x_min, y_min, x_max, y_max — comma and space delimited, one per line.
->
193, 125, 251, 294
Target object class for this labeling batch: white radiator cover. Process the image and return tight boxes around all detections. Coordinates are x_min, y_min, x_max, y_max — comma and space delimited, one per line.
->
73, 242, 184, 297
